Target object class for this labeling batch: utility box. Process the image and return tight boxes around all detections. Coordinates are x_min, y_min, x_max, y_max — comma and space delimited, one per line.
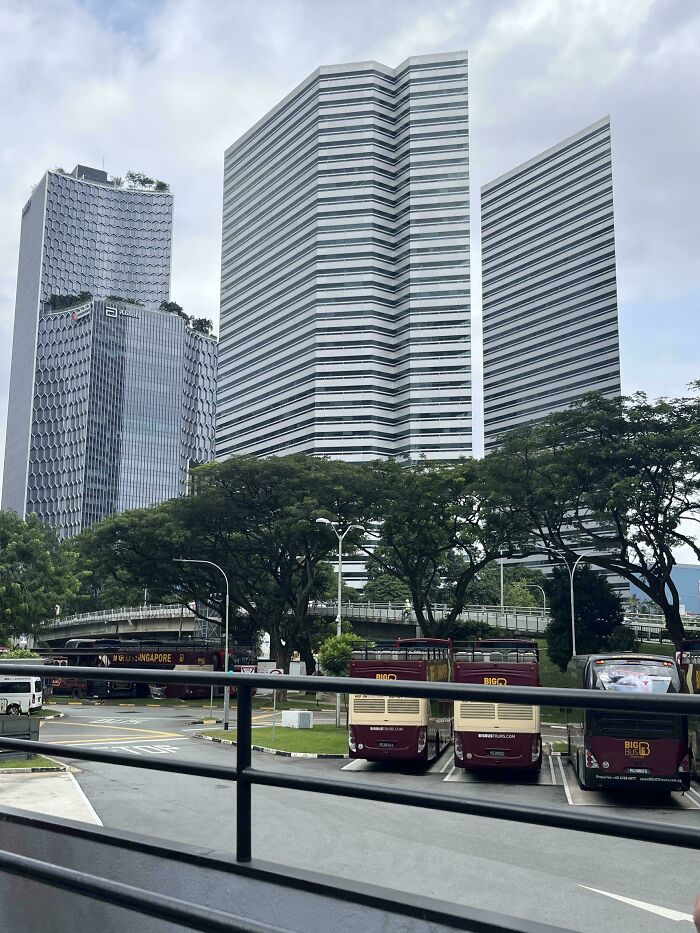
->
281, 710, 313, 729
0, 715, 40, 760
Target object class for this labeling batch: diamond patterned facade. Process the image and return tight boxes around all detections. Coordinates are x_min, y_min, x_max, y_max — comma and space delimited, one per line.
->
2, 167, 217, 536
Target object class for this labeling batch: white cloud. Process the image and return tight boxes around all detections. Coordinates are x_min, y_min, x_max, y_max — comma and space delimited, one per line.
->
0, 0, 698, 490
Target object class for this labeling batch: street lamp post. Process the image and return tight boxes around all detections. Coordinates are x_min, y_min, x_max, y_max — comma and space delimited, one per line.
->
316, 518, 365, 727
174, 558, 231, 730
523, 583, 547, 613
542, 547, 587, 657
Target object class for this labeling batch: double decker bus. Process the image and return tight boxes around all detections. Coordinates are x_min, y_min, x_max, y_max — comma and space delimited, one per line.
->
453, 639, 542, 771
348, 639, 452, 762
40, 638, 256, 700
568, 654, 690, 791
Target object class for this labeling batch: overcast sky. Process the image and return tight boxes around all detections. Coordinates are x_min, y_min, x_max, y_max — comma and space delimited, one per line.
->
0, 0, 698, 476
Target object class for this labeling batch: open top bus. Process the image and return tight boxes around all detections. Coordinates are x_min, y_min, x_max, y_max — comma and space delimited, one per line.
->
452, 639, 542, 770
348, 638, 452, 762
568, 654, 690, 791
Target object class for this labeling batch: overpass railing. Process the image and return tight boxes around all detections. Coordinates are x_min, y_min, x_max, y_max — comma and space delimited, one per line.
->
46, 604, 200, 629
311, 601, 550, 633
0, 662, 699, 932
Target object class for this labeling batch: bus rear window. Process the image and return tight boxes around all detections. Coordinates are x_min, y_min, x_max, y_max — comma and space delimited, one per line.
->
589, 713, 678, 738
593, 661, 679, 693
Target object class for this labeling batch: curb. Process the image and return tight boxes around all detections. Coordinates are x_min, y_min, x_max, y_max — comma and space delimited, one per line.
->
192, 733, 348, 760
0, 759, 67, 774
35, 712, 64, 721
188, 719, 223, 726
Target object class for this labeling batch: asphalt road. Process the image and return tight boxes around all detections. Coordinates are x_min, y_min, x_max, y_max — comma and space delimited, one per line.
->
39, 702, 700, 932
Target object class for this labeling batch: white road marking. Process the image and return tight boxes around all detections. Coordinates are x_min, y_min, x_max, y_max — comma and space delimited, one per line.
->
579, 885, 693, 922
555, 753, 573, 805
90, 718, 150, 724
341, 759, 370, 771
548, 753, 557, 785
443, 767, 459, 782
68, 772, 103, 826
684, 787, 700, 808
440, 756, 454, 773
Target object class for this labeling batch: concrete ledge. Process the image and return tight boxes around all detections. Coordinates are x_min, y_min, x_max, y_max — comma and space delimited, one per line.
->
193, 732, 348, 759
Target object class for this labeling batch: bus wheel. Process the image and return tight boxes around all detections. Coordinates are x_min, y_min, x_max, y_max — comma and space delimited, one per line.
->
7, 704, 20, 716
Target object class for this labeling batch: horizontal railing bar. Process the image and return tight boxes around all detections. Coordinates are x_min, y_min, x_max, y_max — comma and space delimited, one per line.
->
247, 768, 700, 850
0, 845, 289, 933
6, 663, 700, 714
0, 736, 237, 780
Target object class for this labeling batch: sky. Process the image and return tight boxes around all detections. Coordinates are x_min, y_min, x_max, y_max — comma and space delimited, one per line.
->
0, 0, 697, 535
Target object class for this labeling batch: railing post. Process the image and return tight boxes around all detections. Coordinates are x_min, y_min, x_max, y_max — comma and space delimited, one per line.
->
236, 683, 252, 863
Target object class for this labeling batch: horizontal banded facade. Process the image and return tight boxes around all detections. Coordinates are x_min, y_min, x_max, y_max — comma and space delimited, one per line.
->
218, 52, 471, 461
481, 117, 621, 452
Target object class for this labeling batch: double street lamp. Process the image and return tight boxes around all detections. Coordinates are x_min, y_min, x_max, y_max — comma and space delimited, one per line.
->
541, 547, 588, 657
315, 518, 365, 727
523, 583, 547, 613
174, 558, 231, 731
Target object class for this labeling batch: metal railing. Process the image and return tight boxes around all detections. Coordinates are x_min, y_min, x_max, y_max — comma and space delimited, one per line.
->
312, 601, 550, 633
46, 604, 200, 629
0, 662, 699, 932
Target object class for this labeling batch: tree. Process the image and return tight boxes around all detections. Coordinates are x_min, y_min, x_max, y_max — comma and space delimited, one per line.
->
190, 317, 213, 336
363, 571, 411, 603
317, 633, 367, 677
360, 459, 528, 637
545, 566, 625, 671
485, 386, 700, 647
0, 512, 83, 642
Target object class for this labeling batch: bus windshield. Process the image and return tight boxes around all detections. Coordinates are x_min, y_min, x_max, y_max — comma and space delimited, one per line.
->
593, 659, 679, 693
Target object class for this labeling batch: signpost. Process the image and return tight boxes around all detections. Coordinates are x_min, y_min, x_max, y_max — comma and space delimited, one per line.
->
269, 669, 283, 742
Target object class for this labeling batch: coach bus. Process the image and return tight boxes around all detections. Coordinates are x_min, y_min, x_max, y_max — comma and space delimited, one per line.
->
348, 639, 452, 762
40, 638, 256, 700
452, 640, 542, 771
568, 654, 690, 792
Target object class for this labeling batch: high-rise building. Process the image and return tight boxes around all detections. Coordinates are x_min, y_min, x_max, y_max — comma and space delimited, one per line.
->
481, 117, 621, 452
218, 52, 471, 462
2, 165, 217, 536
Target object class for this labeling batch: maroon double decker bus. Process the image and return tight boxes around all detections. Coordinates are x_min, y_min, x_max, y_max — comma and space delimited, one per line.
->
348, 640, 452, 762
41, 639, 256, 700
568, 654, 690, 792
453, 640, 542, 771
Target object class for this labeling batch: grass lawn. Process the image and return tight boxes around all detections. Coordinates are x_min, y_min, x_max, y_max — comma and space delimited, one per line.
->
0, 755, 62, 770
203, 724, 347, 755
31, 708, 62, 718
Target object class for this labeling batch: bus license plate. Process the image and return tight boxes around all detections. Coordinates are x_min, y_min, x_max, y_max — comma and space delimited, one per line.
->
378, 742, 395, 748
627, 768, 650, 774
489, 750, 507, 758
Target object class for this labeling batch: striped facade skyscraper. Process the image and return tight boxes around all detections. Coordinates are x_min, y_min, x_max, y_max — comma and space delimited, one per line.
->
218, 52, 471, 462
481, 117, 621, 452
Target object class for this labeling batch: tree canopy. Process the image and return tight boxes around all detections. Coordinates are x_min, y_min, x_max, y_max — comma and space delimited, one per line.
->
0, 512, 83, 643
485, 387, 700, 646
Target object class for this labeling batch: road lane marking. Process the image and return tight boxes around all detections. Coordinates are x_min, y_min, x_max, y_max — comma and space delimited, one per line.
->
341, 759, 370, 771
41, 722, 180, 740
548, 753, 557, 785
685, 788, 700, 808
555, 754, 573, 805
68, 773, 103, 825
579, 886, 693, 922
443, 767, 459, 781
440, 756, 454, 773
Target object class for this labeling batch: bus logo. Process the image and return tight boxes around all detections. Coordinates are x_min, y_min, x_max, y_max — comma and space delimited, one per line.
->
375, 673, 397, 680
624, 740, 651, 757
483, 677, 507, 685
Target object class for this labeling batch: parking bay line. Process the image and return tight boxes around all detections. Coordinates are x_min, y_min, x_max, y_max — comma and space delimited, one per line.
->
555, 754, 574, 805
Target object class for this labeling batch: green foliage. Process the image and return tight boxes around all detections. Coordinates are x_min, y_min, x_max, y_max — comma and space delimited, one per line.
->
363, 571, 411, 603
545, 566, 625, 671
360, 459, 529, 637
608, 625, 638, 652
47, 291, 92, 310
154, 180, 169, 192
0, 648, 41, 659
190, 317, 213, 335
451, 619, 497, 641
317, 633, 367, 677
486, 387, 700, 646
106, 295, 144, 306
0, 512, 84, 640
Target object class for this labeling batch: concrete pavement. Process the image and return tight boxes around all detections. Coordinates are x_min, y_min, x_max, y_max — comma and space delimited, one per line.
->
25, 702, 700, 932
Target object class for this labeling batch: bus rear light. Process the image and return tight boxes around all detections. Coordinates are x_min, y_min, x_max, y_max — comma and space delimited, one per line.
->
417, 727, 427, 754
531, 736, 541, 763
348, 731, 356, 753
678, 754, 690, 773
585, 748, 599, 769
454, 734, 463, 760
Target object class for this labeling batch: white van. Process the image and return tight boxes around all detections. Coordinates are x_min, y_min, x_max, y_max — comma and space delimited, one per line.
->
0, 676, 42, 715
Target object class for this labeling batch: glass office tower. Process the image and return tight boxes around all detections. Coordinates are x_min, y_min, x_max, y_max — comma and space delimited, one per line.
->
481, 117, 621, 452
218, 52, 471, 462
2, 166, 217, 536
